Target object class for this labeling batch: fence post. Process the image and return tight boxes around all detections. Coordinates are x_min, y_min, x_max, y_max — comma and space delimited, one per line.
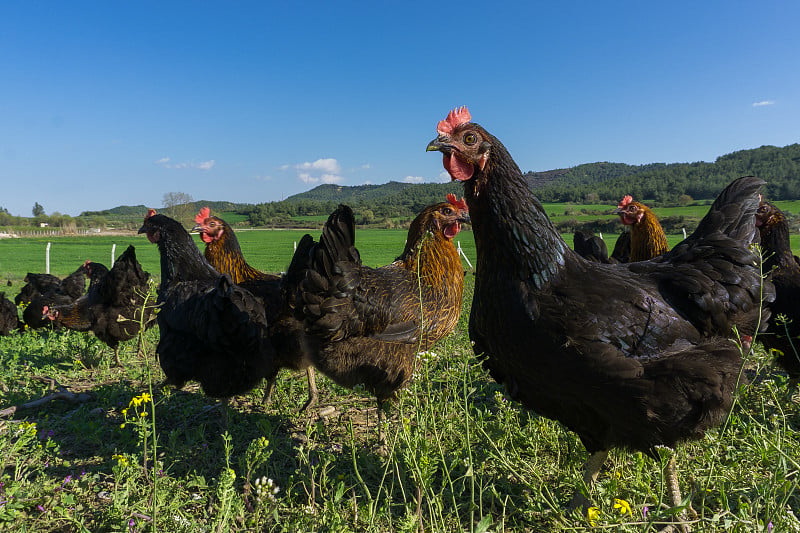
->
111, 243, 116, 267
457, 241, 474, 270
682, 227, 687, 239
46, 242, 51, 274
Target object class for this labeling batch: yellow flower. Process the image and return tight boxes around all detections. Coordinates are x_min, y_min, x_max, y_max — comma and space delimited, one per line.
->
112, 454, 129, 467
613, 498, 632, 515
139, 392, 152, 404
587, 506, 600, 526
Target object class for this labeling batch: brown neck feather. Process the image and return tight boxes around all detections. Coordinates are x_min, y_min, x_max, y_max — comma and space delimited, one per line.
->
630, 209, 669, 261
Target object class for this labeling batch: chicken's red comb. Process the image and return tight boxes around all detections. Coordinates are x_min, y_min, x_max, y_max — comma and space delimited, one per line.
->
145, 208, 157, 220
195, 206, 211, 225
446, 193, 468, 212
437, 106, 472, 135
617, 195, 634, 208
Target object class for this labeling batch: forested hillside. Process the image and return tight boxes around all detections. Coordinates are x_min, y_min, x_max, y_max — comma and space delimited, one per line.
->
530, 144, 800, 203
244, 143, 799, 225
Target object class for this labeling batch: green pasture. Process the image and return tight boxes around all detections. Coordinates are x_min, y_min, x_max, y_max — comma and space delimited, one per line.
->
0, 229, 479, 298
3, 223, 798, 298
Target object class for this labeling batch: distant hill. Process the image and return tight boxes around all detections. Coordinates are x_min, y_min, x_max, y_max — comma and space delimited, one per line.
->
80, 200, 253, 218
283, 182, 462, 208
78, 143, 800, 228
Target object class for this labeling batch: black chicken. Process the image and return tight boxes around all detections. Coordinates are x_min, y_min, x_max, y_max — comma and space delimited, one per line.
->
138, 210, 276, 399
16, 266, 89, 329
755, 199, 800, 381
573, 231, 609, 263
0, 293, 20, 335
609, 230, 631, 263
44, 246, 156, 366
427, 107, 772, 512
294, 197, 469, 437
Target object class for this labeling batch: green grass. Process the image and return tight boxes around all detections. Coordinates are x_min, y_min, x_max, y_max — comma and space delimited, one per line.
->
0, 275, 799, 531
1, 224, 800, 531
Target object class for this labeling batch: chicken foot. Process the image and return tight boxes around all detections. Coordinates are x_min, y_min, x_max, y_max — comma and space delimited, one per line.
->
567, 449, 609, 511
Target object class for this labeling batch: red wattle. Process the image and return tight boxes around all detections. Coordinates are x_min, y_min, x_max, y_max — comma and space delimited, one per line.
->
443, 154, 474, 182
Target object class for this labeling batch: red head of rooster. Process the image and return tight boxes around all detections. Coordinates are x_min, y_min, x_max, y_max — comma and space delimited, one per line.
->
614, 195, 647, 225
192, 207, 224, 244
440, 193, 469, 239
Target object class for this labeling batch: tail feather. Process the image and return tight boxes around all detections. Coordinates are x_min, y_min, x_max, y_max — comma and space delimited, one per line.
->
313, 205, 360, 277
685, 176, 764, 245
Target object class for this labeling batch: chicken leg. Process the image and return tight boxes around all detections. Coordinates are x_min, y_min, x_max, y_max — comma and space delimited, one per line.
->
568, 449, 609, 511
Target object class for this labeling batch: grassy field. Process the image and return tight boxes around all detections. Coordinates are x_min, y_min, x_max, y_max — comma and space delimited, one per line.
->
0, 229, 478, 299
1, 225, 799, 531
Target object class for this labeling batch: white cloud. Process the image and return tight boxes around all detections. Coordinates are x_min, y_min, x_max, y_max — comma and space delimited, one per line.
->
291, 158, 343, 185
155, 157, 215, 170
297, 158, 341, 174
438, 171, 452, 182
402, 176, 425, 184
752, 100, 775, 107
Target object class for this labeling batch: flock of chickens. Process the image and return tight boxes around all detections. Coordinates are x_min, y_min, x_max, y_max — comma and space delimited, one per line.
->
2, 106, 798, 522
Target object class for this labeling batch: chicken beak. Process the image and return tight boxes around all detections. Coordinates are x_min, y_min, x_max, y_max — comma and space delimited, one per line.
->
426, 136, 451, 154
459, 213, 471, 225
137, 225, 146, 234
190, 224, 202, 233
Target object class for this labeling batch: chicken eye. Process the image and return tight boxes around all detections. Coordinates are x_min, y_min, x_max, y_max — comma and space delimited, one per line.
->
464, 133, 477, 145
442, 207, 453, 215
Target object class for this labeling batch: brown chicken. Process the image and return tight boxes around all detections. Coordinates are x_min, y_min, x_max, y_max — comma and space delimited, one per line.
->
614, 195, 669, 261
427, 106, 772, 518
756, 199, 800, 381
294, 195, 469, 437
192, 207, 318, 410
192, 207, 275, 284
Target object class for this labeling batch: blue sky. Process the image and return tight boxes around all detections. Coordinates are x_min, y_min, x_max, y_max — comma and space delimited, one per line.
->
1, 1, 798, 217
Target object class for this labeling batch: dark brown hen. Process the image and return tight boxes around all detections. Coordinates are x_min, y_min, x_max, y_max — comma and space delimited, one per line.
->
139, 210, 276, 399
44, 246, 156, 366
427, 107, 772, 514
573, 231, 610, 263
16, 265, 89, 329
0, 293, 20, 335
294, 196, 469, 432
755, 199, 800, 380
192, 206, 318, 410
